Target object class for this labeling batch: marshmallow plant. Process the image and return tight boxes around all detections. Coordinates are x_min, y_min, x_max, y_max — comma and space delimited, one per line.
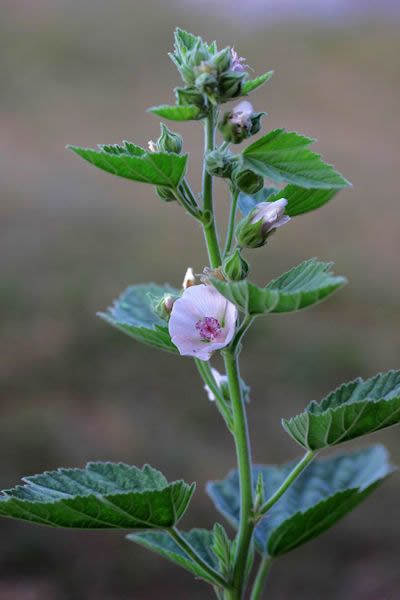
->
2, 29, 400, 600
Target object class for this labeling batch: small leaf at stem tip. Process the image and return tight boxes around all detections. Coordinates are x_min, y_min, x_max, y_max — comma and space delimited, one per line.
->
148, 104, 202, 121
283, 370, 400, 449
207, 445, 394, 557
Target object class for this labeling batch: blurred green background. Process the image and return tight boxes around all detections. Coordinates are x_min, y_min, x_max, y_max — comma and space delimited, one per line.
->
1, 2, 400, 598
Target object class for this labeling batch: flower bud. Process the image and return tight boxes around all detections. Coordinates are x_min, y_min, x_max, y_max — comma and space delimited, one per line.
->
232, 167, 264, 195
212, 47, 232, 74
236, 199, 291, 248
222, 249, 249, 281
153, 294, 176, 322
218, 71, 245, 102
175, 86, 207, 112
205, 149, 237, 179
157, 124, 183, 154
195, 72, 219, 97
218, 102, 265, 144
182, 267, 196, 289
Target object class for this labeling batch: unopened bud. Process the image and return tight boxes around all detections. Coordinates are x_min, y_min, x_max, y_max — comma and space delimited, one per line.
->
157, 124, 183, 154
195, 72, 219, 97
236, 199, 290, 248
205, 149, 237, 178
153, 293, 176, 321
218, 71, 245, 102
212, 47, 232, 74
232, 167, 264, 195
222, 249, 249, 281
182, 267, 196, 289
175, 86, 207, 115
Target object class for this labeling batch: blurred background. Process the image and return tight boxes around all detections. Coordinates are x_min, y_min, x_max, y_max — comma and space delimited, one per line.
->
1, 1, 400, 598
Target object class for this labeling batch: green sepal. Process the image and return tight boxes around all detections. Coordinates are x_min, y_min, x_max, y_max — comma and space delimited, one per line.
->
128, 529, 219, 585
148, 104, 202, 121
0, 463, 195, 529
242, 71, 274, 95
283, 370, 400, 449
68, 145, 188, 188
207, 445, 394, 557
242, 129, 351, 189
98, 283, 179, 353
211, 259, 346, 315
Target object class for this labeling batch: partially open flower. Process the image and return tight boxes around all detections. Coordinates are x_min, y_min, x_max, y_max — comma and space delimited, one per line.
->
169, 284, 238, 361
230, 49, 248, 73
219, 101, 265, 144
236, 199, 291, 248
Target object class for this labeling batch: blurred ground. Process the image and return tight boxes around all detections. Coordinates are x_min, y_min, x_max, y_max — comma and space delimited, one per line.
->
1, 2, 400, 599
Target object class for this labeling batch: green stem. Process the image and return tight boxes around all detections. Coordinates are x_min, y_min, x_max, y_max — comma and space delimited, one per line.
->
223, 350, 254, 597
202, 112, 222, 268
257, 450, 316, 518
250, 557, 273, 600
174, 185, 202, 220
195, 359, 234, 431
168, 527, 228, 589
223, 187, 239, 259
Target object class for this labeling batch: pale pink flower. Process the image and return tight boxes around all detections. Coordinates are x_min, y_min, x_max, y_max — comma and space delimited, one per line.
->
169, 284, 238, 361
204, 367, 228, 401
230, 101, 254, 129
250, 199, 291, 235
230, 48, 248, 73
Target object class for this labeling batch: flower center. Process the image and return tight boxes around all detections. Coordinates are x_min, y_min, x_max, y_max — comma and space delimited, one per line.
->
195, 316, 222, 342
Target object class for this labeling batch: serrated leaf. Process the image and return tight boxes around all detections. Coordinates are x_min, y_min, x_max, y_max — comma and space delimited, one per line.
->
211, 259, 346, 315
242, 129, 350, 189
238, 185, 338, 219
149, 104, 202, 121
0, 463, 195, 529
283, 370, 400, 450
207, 445, 393, 557
242, 71, 274, 95
99, 141, 146, 157
128, 529, 218, 584
98, 283, 179, 353
68, 145, 188, 187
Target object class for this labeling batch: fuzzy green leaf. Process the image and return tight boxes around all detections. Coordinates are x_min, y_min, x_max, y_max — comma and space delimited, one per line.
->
242, 129, 350, 189
242, 71, 274, 95
211, 259, 346, 315
148, 104, 202, 121
129, 529, 218, 584
283, 370, 400, 450
99, 284, 178, 353
207, 446, 393, 557
0, 463, 195, 529
68, 145, 188, 187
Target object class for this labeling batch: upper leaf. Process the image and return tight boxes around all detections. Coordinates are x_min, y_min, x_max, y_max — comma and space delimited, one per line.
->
242, 71, 274, 95
99, 283, 179, 353
283, 370, 400, 450
242, 129, 351, 189
0, 463, 195, 529
211, 259, 346, 315
238, 185, 338, 218
148, 104, 202, 121
207, 445, 393, 557
68, 145, 188, 188
129, 529, 218, 585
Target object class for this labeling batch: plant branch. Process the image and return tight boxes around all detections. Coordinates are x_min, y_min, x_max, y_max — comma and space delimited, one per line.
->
202, 111, 222, 268
168, 527, 228, 589
223, 187, 239, 259
250, 557, 273, 600
257, 450, 316, 518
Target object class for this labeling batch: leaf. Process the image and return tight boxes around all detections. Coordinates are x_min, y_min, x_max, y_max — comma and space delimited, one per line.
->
242, 71, 274, 95
238, 185, 338, 218
242, 129, 351, 189
68, 145, 188, 187
283, 370, 400, 450
211, 259, 346, 315
0, 463, 195, 529
129, 529, 219, 584
99, 141, 146, 157
98, 283, 179, 353
148, 104, 202, 121
207, 445, 394, 557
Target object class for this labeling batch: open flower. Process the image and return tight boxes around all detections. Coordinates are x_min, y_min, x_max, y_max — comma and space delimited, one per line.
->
169, 284, 237, 361
250, 199, 291, 235
204, 368, 228, 402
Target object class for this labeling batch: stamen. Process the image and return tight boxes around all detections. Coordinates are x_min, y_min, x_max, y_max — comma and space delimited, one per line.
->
195, 316, 222, 342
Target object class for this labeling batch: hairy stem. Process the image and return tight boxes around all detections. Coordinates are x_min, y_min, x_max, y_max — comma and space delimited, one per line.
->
223, 349, 254, 597
257, 450, 316, 518
168, 527, 228, 589
250, 557, 273, 600
223, 187, 239, 259
195, 359, 233, 431
202, 111, 222, 268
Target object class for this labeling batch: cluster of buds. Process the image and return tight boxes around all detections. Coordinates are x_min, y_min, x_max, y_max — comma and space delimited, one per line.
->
205, 148, 238, 179
218, 101, 265, 145
148, 124, 183, 202
171, 29, 249, 108
236, 199, 291, 248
